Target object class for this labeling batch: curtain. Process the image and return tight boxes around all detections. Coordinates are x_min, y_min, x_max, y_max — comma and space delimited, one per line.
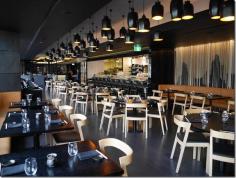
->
174, 40, 235, 88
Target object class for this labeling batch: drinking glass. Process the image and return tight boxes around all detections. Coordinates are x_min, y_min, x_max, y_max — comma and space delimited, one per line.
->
200, 111, 208, 124
24, 157, 37, 176
22, 99, 27, 106
68, 142, 78, 156
22, 117, 30, 129
45, 113, 51, 124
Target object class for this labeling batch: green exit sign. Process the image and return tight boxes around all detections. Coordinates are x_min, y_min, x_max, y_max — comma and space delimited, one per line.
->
133, 44, 142, 52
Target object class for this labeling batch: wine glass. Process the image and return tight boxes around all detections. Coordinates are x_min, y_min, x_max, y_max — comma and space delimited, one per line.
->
68, 142, 78, 156
36, 97, 41, 105
24, 157, 37, 176
222, 110, 229, 122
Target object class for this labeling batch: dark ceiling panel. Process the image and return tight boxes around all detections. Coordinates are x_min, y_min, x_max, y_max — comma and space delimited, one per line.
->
0, 0, 111, 59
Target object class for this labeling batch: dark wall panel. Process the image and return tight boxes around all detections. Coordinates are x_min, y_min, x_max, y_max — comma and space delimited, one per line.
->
0, 31, 20, 92
151, 49, 175, 89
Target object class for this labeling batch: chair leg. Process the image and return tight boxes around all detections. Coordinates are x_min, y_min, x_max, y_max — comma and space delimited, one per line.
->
170, 138, 177, 159
206, 147, 210, 175
106, 118, 113, 136
78, 125, 84, 141
85, 103, 87, 115
172, 103, 175, 115
197, 147, 201, 161
125, 120, 128, 138
115, 119, 118, 129
99, 114, 105, 130
164, 116, 168, 131
160, 117, 165, 135
176, 145, 186, 173
145, 120, 148, 139
193, 147, 196, 160
74, 103, 77, 113
122, 116, 125, 133
149, 117, 152, 128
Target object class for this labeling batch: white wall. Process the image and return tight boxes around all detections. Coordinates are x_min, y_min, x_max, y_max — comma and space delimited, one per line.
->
87, 60, 105, 78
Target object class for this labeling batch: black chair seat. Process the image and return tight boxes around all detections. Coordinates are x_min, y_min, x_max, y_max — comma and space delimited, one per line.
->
213, 142, 235, 157
127, 110, 146, 118
177, 132, 209, 143
53, 131, 80, 143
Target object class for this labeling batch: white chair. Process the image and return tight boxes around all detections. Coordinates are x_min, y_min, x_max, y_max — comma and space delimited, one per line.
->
58, 105, 73, 119
95, 92, 110, 116
148, 102, 168, 135
74, 92, 89, 115
99, 102, 124, 135
172, 93, 188, 115
208, 129, 235, 176
51, 98, 61, 109
189, 95, 206, 109
125, 103, 148, 138
227, 100, 235, 112
99, 138, 133, 176
152, 90, 163, 98
52, 114, 87, 145
58, 86, 68, 104
170, 116, 209, 173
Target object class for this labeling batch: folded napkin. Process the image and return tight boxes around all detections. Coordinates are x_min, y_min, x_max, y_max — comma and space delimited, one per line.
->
50, 119, 63, 125
1, 164, 25, 176
77, 150, 100, 160
7, 122, 22, 128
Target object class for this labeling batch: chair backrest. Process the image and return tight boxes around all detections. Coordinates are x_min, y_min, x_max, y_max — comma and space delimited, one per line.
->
126, 103, 147, 119
99, 138, 133, 176
152, 90, 163, 98
227, 100, 235, 112
58, 105, 73, 118
173, 116, 191, 144
174, 93, 188, 105
184, 108, 211, 115
157, 102, 165, 115
148, 96, 162, 102
96, 92, 110, 102
102, 102, 115, 118
70, 114, 87, 141
125, 95, 142, 101
190, 95, 206, 109
210, 129, 234, 141
51, 98, 61, 109
75, 92, 88, 102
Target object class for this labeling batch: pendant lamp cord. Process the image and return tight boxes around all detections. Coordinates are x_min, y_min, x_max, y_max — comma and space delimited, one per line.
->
122, 15, 125, 26
143, 0, 144, 15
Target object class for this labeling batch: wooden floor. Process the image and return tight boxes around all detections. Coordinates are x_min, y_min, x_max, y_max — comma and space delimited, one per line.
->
0, 90, 234, 177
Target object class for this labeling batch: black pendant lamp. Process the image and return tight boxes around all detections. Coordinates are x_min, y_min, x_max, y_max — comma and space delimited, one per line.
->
101, 29, 108, 39
120, 15, 127, 38
220, 0, 235, 22
170, 0, 183, 21
73, 33, 81, 44
182, 1, 194, 20
125, 29, 135, 44
107, 28, 115, 42
106, 43, 113, 51
152, 0, 164, 20
127, 0, 138, 30
102, 6, 111, 30
80, 40, 86, 50
138, 0, 150, 33
60, 42, 66, 51
209, 0, 223, 19
153, 31, 163, 41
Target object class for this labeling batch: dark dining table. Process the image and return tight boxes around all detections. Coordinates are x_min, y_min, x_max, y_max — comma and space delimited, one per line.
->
0, 140, 124, 176
185, 112, 235, 132
9, 101, 52, 110
0, 109, 74, 148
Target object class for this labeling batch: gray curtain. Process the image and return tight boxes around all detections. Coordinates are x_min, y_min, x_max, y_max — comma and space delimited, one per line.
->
174, 40, 234, 88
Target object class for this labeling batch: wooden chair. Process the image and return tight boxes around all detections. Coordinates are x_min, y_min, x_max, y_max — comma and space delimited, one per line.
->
208, 129, 235, 176
148, 102, 168, 135
189, 95, 206, 109
74, 92, 89, 115
170, 116, 209, 173
172, 93, 188, 115
99, 102, 124, 135
125, 103, 148, 138
51, 98, 61, 109
227, 100, 235, 113
58, 105, 73, 119
52, 114, 87, 145
99, 138, 133, 176
95, 92, 110, 116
